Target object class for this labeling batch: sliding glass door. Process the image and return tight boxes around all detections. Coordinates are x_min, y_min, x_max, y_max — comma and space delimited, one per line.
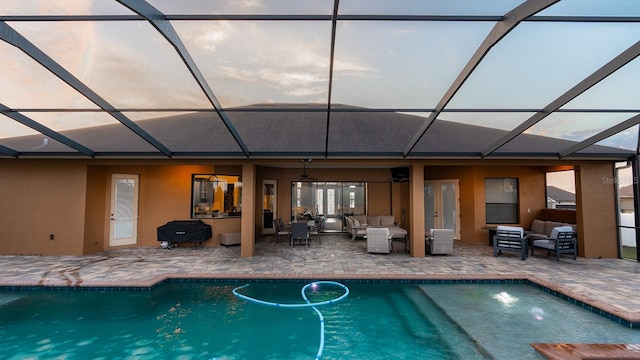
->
292, 182, 366, 232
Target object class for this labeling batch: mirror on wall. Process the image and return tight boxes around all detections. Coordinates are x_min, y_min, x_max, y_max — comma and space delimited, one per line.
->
192, 174, 242, 218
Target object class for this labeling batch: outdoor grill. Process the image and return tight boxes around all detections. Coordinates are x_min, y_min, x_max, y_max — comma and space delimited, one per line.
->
157, 220, 212, 249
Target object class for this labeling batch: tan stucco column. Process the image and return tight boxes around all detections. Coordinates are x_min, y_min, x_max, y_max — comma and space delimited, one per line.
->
240, 163, 256, 257
575, 163, 618, 258
409, 164, 425, 257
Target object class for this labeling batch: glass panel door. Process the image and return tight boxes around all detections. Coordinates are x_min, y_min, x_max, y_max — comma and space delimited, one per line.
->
425, 180, 460, 238
291, 182, 365, 232
109, 174, 138, 247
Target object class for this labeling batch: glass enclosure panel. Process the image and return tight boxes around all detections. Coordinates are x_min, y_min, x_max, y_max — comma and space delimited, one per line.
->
588, 124, 639, 152
228, 110, 328, 153
436, 112, 535, 131
19, 111, 160, 153
175, 21, 331, 108
538, 0, 640, 17
562, 58, 640, 110
524, 113, 638, 142
0, 113, 39, 139
328, 111, 422, 154
448, 22, 640, 109
192, 174, 242, 218
332, 21, 493, 109
21, 112, 119, 132
10, 21, 210, 109
148, 0, 333, 15
128, 111, 245, 153
0, 41, 98, 110
0, 1, 135, 15
339, 0, 525, 16
0, 114, 77, 153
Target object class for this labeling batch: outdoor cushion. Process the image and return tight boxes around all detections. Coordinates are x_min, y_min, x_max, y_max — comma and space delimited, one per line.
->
550, 226, 574, 239
532, 239, 555, 250
380, 216, 395, 226
543, 221, 563, 235
366, 216, 381, 226
530, 219, 545, 234
496, 225, 524, 238
354, 215, 368, 226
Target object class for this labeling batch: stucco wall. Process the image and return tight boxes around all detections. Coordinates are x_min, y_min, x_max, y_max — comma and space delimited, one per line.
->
0, 159, 621, 258
576, 163, 618, 258
0, 160, 87, 255
426, 165, 548, 244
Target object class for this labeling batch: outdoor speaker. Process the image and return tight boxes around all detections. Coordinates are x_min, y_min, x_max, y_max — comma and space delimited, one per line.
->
391, 167, 409, 182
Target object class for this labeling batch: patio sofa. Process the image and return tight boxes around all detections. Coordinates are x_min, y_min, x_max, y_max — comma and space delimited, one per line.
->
345, 215, 407, 242
527, 208, 577, 241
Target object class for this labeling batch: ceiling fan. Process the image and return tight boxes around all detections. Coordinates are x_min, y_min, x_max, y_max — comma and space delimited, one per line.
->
291, 159, 318, 181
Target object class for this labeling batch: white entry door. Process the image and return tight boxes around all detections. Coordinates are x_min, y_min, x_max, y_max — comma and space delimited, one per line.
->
425, 179, 460, 239
109, 174, 139, 246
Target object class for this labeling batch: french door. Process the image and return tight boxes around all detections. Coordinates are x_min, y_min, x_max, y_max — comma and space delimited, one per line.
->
109, 174, 139, 247
425, 180, 460, 239
291, 182, 366, 232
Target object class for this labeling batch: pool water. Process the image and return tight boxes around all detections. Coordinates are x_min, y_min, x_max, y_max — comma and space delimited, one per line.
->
0, 282, 638, 359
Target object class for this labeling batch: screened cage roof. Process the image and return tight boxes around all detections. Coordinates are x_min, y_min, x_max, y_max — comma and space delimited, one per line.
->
0, 0, 639, 160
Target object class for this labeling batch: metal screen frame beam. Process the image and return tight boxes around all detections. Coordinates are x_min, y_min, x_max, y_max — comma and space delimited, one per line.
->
482, 40, 640, 158
0, 104, 94, 157
560, 113, 640, 158
402, 0, 559, 157
0, 22, 172, 157
118, 0, 250, 157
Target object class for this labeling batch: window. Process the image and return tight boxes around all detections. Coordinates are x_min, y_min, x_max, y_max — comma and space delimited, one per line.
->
485, 178, 518, 224
192, 174, 242, 218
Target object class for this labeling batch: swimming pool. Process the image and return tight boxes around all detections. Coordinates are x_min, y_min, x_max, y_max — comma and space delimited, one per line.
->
0, 281, 638, 359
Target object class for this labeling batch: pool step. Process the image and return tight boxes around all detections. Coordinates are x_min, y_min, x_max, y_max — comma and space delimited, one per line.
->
406, 287, 492, 360
387, 291, 458, 359
0, 294, 22, 307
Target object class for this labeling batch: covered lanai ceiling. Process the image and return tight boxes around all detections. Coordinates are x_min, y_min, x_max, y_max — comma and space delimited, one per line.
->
0, 0, 639, 160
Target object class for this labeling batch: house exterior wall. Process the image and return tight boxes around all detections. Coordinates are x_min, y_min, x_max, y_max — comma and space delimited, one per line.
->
425, 164, 547, 244
576, 163, 618, 258
0, 160, 87, 255
0, 159, 620, 258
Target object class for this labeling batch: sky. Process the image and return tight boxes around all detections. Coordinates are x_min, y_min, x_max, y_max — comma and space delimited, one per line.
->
547, 163, 635, 194
0, 0, 639, 153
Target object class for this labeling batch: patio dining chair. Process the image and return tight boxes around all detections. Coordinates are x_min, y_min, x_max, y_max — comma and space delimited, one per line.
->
273, 218, 290, 244
290, 221, 310, 247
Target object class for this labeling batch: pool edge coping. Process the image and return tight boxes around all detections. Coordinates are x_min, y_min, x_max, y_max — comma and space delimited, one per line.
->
1, 273, 638, 328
